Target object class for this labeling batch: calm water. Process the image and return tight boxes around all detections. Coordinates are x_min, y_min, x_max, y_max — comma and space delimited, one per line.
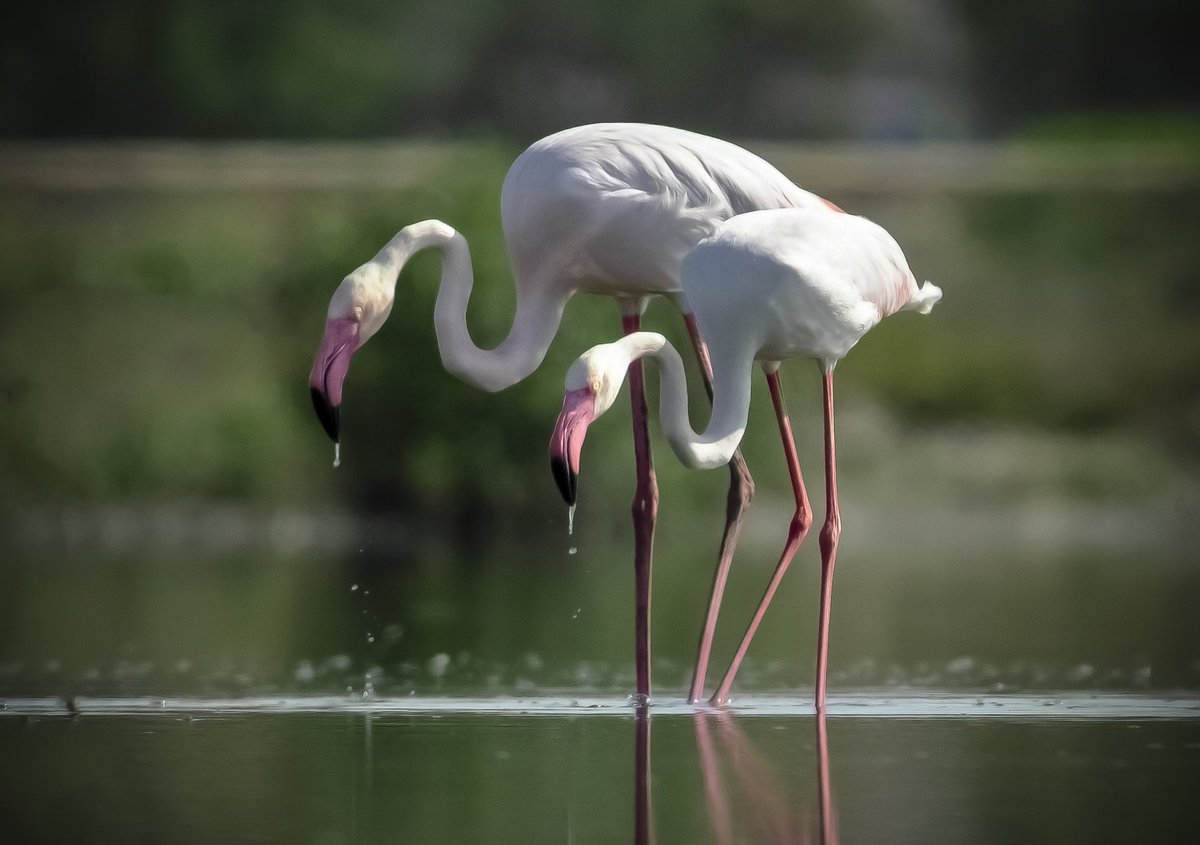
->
2, 695, 1199, 844
2, 515, 1198, 842
3, 534, 1199, 700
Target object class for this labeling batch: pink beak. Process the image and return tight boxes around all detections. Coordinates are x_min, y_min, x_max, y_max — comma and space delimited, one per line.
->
548, 387, 597, 505
309, 317, 360, 443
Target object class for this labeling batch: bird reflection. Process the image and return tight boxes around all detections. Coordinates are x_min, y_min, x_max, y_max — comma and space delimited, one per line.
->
693, 710, 838, 844
632, 707, 835, 844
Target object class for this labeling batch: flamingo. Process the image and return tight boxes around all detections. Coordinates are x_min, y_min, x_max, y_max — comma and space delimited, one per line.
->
548, 208, 942, 709
308, 123, 841, 703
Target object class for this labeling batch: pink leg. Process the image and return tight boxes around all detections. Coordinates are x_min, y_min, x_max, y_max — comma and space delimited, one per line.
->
623, 312, 659, 702
682, 314, 755, 703
710, 370, 813, 705
814, 370, 841, 712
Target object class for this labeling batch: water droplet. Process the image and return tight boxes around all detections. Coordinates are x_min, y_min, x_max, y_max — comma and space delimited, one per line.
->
294, 660, 316, 683
350, 583, 358, 592
366, 635, 375, 643
568, 547, 577, 555
568, 503, 576, 536
571, 608, 582, 620
333, 442, 341, 468
429, 653, 451, 680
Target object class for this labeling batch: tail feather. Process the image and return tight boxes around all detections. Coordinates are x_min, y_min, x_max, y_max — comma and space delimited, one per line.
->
904, 281, 943, 315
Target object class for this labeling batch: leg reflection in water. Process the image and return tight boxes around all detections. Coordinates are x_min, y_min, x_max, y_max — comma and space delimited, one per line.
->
694, 710, 838, 844
635, 707, 653, 845
815, 712, 837, 845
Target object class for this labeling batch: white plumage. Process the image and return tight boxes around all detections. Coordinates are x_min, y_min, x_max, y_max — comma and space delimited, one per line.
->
683, 210, 941, 372
308, 123, 842, 704
501, 123, 831, 299
550, 207, 942, 708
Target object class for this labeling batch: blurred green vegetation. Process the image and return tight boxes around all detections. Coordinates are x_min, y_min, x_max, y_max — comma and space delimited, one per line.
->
0, 0, 893, 139
5, 0, 1194, 141
857, 189, 1200, 440
0, 140, 1197, 531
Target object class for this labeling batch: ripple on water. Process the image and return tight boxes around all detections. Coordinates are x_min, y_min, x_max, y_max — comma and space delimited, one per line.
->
2, 693, 1197, 719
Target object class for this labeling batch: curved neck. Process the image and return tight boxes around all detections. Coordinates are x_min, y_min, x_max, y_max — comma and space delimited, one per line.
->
618, 333, 753, 470
378, 220, 568, 393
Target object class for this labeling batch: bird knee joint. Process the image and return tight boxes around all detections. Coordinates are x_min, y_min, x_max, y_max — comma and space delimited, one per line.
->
819, 518, 841, 548
728, 476, 754, 511
794, 508, 814, 534
631, 493, 659, 521
728, 458, 754, 502
738, 475, 755, 505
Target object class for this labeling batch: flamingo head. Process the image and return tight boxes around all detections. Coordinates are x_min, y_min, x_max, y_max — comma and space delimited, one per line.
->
548, 344, 631, 505
309, 262, 395, 443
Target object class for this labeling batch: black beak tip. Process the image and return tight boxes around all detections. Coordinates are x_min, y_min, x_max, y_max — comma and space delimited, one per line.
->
550, 456, 577, 506
310, 387, 341, 444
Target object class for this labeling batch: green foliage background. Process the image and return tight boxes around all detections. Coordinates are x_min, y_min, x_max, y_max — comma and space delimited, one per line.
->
1, 140, 1197, 533
4, 0, 1195, 140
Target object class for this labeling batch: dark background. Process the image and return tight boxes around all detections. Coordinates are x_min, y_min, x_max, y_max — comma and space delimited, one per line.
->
4, 0, 1196, 143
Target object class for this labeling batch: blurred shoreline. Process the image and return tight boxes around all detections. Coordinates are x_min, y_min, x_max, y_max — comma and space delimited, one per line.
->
2, 139, 1197, 193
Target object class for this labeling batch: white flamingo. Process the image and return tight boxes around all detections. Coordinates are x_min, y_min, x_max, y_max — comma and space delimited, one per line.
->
307, 122, 840, 702
548, 208, 942, 709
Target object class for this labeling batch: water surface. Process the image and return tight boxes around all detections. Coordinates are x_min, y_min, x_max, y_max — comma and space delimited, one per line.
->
3, 695, 1198, 844
3, 511, 1198, 843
